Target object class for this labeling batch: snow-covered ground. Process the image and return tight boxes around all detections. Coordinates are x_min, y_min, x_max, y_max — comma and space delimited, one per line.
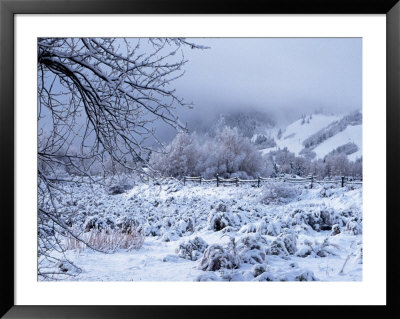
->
271, 114, 341, 155
260, 113, 362, 161
42, 177, 362, 282
313, 125, 362, 161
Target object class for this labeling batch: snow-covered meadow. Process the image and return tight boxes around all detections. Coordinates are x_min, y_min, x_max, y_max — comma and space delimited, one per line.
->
43, 177, 362, 282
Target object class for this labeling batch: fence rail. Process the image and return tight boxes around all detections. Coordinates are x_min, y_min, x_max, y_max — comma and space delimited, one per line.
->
183, 175, 362, 188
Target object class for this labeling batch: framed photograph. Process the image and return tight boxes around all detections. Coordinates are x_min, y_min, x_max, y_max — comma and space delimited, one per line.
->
1, 0, 399, 317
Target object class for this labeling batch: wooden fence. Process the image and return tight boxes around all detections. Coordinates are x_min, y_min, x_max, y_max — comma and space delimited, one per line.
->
183, 175, 362, 188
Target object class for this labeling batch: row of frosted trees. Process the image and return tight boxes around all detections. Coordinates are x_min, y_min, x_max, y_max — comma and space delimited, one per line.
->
150, 127, 363, 180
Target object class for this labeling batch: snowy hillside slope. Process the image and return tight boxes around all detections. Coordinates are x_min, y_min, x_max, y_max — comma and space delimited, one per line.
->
260, 112, 362, 161
313, 125, 362, 161
261, 114, 340, 155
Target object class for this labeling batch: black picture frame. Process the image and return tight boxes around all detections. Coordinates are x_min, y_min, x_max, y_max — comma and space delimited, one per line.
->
1, 0, 399, 318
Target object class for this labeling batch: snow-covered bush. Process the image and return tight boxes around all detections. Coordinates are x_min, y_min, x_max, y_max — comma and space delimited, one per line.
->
143, 223, 161, 237
296, 237, 339, 258
265, 218, 282, 236
253, 266, 318, 281
160, 229, 180, 242
107, 176, 134, 195
195, 272, 221, 281
253, 271, 276, 281
177, 217, 195, 234
207, 203, 239, 231
197, 244, 240, 271
331, 224, 341, 236
346, 217, 362, 235
236, 233, 268, 264
220, 270, 246, 281
177, 237, 208, 261
261, 182, 301, 205
289, 209, 343, 232
164, 179, 184, 193
282, 269, 318, 281
238, 223, 258, 234
266, 229, 297, 256
84, 216, 116, 232
251, 263, 268, 277
319, 185, 337, 198
115, 216, 142, 234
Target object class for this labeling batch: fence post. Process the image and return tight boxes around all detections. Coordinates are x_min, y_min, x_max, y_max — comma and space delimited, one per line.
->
341, 176, 345, 188
257, 176, 260, 188
216, 174, 219, 187
183, 176, 186, 186
199, 177, 202, 185
310, 174, 313, 189
235, 177, 239, 187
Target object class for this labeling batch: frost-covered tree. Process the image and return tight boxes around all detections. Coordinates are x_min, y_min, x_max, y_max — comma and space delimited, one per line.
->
150, 126, 266, 179
209, 126, 265, 178
262, 147, 361, 179
150, 132, 200, 177
252, 134, 276, 149
324, 153, 350, 177
266, 147, 296, 175
299, 148, 316, 160
37, 37, 207, 279
349, 157, 363, 179
291, 156, 311, 176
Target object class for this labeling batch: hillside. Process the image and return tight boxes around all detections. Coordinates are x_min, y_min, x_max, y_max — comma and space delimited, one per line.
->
259, 111, 362, 161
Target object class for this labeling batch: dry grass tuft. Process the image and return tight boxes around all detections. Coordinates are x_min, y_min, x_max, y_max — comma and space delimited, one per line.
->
65, 227, 145, 253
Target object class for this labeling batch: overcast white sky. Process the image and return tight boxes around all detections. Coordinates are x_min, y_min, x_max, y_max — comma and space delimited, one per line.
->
162, 37, 362, 137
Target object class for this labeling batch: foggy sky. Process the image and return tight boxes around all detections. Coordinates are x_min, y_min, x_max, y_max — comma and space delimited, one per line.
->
158, 38, 361, 140
39, 38, 362, 145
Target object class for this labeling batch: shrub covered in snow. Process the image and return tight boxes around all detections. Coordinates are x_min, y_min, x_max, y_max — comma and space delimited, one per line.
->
296, 237, 339, 258
253, 271, 276, 281
319, 185, 337, 198
115, 216, 142, 234
331, 224, 341, 236
251, 263, 268, 277
160, 229, 180, 242
195, 272, 221, 281
288, 208, 344, 232
266, 229, 297, 256
45, 169, 362, 282
284, 269, 318, 281
346, 217, 362, 235
207, 203, 240, 231
197, 244, 240, 271
261, 182, 301, 205
236, 233, 268, 264
177, 237, 208, 261
251, 265, 318, 281
84, 216, 116, 232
